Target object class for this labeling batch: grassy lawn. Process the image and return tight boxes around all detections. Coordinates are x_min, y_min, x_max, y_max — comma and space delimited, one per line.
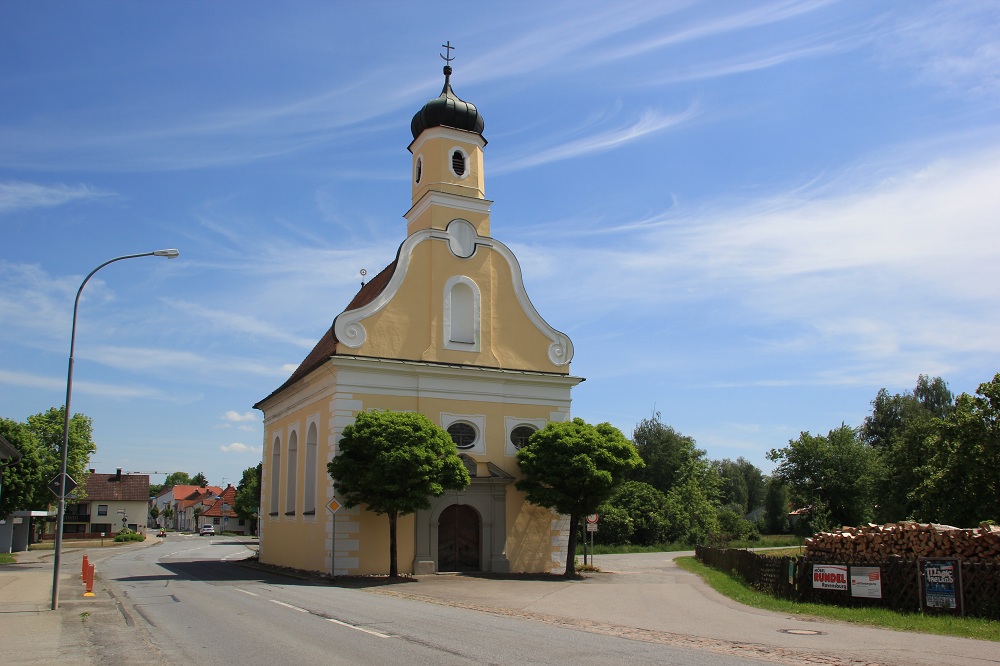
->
0, 552, 14, 564
578, 534, 803, 556
675, 556, 1000, 642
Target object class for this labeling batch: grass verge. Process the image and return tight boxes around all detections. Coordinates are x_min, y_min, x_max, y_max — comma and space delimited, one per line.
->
675, 556, 1000, 642
578, 534, 803, 556
0, 552, 15, 564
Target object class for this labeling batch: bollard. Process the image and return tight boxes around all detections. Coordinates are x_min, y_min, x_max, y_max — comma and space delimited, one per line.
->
82, 554, 89, 579
84, 563, 95, 597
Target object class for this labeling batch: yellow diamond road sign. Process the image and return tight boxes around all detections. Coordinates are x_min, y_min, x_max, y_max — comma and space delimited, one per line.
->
326, 498, 342, 514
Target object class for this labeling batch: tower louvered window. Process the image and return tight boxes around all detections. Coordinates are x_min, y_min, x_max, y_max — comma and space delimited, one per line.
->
452, 150, 466, 176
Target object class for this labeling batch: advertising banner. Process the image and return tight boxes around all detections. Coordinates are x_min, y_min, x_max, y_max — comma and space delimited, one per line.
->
850, 566, 882, 598
812, 564, 848, 590
920, 558, 963, 614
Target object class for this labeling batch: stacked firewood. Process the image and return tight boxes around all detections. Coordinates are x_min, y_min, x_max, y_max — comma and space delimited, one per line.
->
803, 521, 1000, 562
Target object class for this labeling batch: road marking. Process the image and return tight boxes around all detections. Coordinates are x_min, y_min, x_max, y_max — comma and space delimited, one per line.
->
270, 600, 309, 613
262, 593, 395, 639
326, 618, 393, 638
236, 589, 259, 597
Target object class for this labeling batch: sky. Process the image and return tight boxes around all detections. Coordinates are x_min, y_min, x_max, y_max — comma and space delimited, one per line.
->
1, 1, 998, 489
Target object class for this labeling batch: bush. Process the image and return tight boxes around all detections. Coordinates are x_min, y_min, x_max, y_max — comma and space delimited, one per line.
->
592, 504, 634, 545
113, 529, 145, 543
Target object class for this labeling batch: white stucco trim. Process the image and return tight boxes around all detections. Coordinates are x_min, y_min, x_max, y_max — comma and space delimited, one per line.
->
333, 221, 574, 366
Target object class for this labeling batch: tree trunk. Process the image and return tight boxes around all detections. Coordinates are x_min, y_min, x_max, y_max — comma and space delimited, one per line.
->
564, 513, 580, 578
388, 510, 398, 577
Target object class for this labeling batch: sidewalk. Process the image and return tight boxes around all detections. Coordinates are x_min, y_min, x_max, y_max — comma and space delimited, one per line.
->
0, 537, 162, 665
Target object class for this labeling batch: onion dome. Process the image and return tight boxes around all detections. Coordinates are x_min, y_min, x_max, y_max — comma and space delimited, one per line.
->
410, 65, 485, 140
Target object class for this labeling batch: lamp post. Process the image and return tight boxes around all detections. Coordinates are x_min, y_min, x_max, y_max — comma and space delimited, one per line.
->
51, 249, 179, 611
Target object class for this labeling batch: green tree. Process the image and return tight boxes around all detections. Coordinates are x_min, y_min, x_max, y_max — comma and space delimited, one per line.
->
713, 457, 766, 514
662, 476, 720, 544
516, 418, 643, 576
915, 373, 1000, 526
630, 413, 716, 494
861, 375, 953, 522
191, 472, 208, 486
235, 463, 261, 534
328, 410, 470, 577
767, 424, 877, 529
591, 504, 633, 546
0, 408, 96, 517
763, 477, 790, 534
0, 419, 44, 517
163, 471, 192, 487
597, 481, 669, 546
149, 504, 160, 525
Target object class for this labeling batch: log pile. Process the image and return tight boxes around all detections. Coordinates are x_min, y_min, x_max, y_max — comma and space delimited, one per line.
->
803, 521, 1000, 562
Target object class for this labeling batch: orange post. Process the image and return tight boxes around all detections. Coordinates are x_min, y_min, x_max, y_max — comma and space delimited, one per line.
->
84, 563, 95, 597
82, 554, 89, 579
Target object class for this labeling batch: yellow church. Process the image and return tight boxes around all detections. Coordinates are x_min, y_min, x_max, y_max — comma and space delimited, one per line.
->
254, 56, 582, 576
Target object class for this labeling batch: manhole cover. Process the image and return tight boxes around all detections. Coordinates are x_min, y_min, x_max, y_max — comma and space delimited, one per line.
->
779, 629, 827, 635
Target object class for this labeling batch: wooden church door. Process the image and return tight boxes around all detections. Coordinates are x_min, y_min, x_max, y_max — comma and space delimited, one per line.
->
437, 504, 480, 572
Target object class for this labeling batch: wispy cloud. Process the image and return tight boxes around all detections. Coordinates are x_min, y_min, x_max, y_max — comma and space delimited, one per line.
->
645, 37, 860, 86
600, 0, 836, 63
223, 410, 257, 423
530, 142, 1000, 385
0, 180, 116, 213
163, 300, 318, 349
881, 3, 1000, 101
495, 105, 698, 173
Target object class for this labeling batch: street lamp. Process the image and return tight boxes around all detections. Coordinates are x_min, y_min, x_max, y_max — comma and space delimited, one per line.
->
51, 249, 179, 610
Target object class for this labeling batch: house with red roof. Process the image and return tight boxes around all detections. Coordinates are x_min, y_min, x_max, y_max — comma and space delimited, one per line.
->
63, 469, 150, 536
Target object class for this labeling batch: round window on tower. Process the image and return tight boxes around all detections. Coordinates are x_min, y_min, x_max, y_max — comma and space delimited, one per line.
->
447, 422, 477, 450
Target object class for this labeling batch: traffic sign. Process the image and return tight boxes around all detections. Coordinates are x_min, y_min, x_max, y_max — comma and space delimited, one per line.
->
47, 473, 77, 498
326, 498, 342, 514
586, 513, 599, 524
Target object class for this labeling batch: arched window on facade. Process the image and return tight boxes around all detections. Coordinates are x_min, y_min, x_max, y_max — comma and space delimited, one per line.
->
285, 430, 298, 516
269, 435, 281, 516
444, 276, 479, 350
304, 422, 318, 515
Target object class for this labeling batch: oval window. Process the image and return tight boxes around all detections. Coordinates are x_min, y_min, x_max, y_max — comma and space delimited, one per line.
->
510, 425, 537, 450
448, 422, 476, 449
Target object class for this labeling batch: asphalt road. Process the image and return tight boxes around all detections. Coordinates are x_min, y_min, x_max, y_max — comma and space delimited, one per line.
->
96, 535, 767, 665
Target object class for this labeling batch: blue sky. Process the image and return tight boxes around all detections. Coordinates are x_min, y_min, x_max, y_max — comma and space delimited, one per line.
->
1, 1, 998, 488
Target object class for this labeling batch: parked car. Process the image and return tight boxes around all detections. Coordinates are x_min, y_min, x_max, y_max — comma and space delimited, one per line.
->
199, 525, 215, 536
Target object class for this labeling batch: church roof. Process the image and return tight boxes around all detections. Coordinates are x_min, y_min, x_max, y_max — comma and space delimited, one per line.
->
410, 65, 485, 141
253, 259, 398, 408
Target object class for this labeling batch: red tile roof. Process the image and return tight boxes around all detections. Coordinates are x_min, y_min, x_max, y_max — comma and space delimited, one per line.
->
84, 473, 150, 502
201, 485, 238, 517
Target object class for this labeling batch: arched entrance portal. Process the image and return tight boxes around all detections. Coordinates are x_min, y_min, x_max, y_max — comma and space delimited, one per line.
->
437, 504, 480, 572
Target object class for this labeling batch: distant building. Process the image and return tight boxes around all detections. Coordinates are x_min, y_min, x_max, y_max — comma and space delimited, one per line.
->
254, 60, 582, 576
64, 469, 150, 536
196, 484, 250, 535
154, 484, 223, 531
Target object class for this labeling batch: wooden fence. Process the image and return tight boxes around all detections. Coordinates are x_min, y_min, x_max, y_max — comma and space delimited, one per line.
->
695, 546, 1000, 620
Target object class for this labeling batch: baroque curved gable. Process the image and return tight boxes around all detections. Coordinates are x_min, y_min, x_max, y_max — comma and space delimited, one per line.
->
334, 219, 573, 368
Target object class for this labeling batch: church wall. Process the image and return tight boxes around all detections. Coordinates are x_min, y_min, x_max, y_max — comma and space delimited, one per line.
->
259, 357, 576, 575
